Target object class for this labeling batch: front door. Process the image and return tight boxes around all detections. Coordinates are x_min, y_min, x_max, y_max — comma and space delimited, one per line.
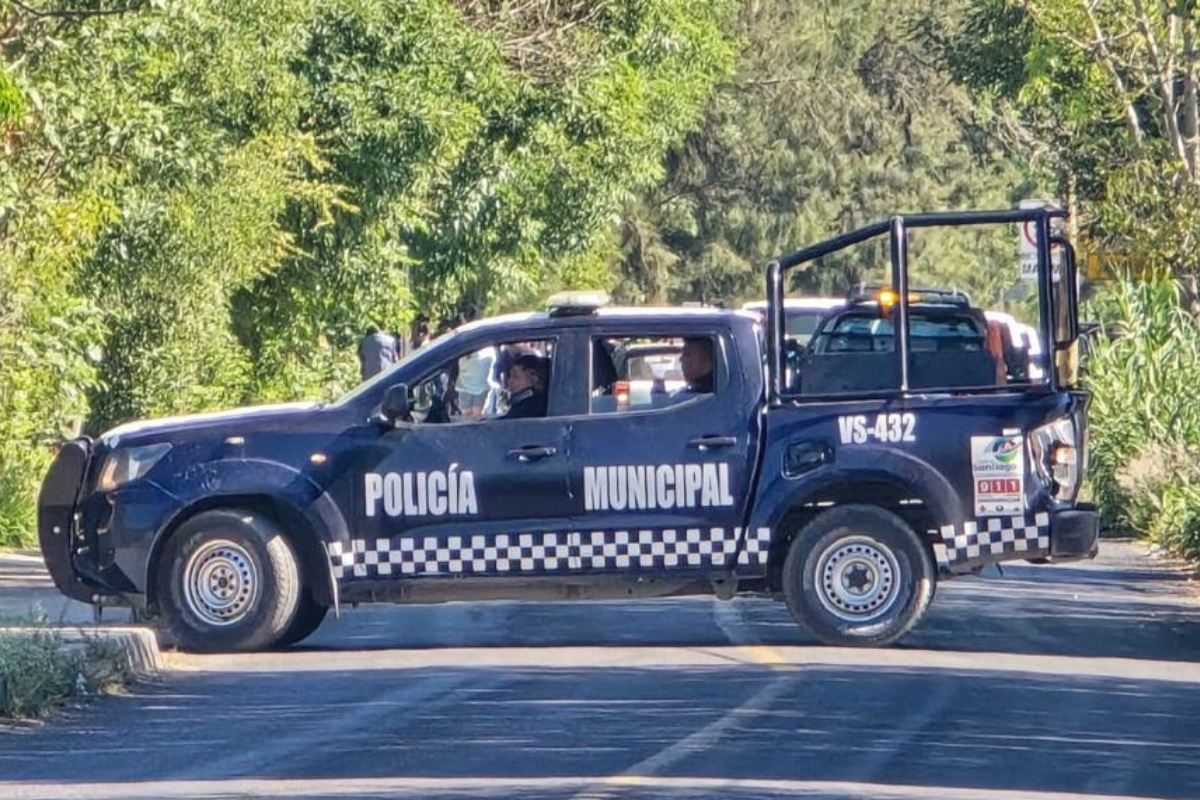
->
340, 336, 574, 582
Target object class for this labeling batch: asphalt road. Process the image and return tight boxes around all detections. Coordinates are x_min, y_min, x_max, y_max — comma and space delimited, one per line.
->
3, 540, 1200, 800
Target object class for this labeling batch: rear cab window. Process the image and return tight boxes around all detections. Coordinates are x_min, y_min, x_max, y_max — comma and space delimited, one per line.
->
813, 310, 988, 354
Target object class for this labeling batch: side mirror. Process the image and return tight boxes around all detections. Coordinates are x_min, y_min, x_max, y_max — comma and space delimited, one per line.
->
381, 383, 411, 423
1049, 235, 1079, 350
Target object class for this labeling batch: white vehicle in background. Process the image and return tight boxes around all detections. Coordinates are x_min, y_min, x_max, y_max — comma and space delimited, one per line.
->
611, 341, 687, 406
742, 297, 844, 346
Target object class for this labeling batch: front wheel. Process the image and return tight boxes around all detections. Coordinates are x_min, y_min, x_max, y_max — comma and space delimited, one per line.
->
782, 505, 935, 647
157, 509, 302, 653
277, 590, 329, 648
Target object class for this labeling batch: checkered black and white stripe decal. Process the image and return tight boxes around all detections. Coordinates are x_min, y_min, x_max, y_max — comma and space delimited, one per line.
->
327, 527, 772, 580
933, 512, 1050, 567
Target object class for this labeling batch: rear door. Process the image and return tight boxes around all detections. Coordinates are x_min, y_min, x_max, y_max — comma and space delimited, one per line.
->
567, 321, 766, 576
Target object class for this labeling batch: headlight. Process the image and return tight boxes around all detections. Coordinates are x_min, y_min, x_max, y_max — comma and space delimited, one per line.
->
97, 443, 172, 491
1029, 418, 1079, 503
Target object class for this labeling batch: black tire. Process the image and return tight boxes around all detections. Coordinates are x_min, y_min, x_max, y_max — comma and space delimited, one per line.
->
782, 504, 935, 647
277, 590, 329, 647
156, 508, 301, 653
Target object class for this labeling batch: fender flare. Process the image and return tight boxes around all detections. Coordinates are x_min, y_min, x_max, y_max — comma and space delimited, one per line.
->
145, 459, 350, 609
750, 445, 966, 547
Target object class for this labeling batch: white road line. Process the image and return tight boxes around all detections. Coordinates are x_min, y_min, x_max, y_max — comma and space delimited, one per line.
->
0, 775, 1177, 800
168, 645, 1200, 685
565, 600, 796, 800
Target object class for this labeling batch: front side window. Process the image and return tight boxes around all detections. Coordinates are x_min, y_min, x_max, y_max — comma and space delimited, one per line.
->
411, 339, 555, 423
590, 334, 718, 414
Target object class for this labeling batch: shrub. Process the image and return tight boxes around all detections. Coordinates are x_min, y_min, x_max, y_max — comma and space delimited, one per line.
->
0, 629, 129, 719
1086, 278, 1200, 562
1084, 280, 1200, 532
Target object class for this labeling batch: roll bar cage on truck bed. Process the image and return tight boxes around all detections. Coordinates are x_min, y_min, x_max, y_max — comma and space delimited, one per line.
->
746, 206, 1096, 644
37, 206, 1098, 652
765, 208, 1079, 400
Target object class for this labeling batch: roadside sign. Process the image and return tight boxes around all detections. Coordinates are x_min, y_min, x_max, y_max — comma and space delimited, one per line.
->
1018, 199, 1063, 282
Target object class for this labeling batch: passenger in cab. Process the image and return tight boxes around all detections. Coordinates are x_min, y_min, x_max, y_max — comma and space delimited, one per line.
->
502, 352, 549, 419
677, 337, 715, 396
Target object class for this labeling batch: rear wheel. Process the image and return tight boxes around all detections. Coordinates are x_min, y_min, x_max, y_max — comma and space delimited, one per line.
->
782, 504, 935, 646
157, 509, 301, 653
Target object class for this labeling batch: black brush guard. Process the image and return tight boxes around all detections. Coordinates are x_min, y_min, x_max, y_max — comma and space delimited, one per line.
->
36, 439, 98, 603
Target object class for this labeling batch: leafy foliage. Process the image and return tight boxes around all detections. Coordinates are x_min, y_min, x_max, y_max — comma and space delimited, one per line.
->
0, 0, 732, 544
919, 0, 1200, 272
1084, 281, 1200, 533
615, 0, 1037, 306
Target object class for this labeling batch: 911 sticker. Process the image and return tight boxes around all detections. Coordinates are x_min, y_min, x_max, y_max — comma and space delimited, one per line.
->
971, 435, 1025, 516
838, 413, 916, 445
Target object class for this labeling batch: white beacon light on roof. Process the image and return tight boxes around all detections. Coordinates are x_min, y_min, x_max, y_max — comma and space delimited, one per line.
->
546, 290, 612, 317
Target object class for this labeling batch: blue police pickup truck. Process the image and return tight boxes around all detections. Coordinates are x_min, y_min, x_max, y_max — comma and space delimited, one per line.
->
37, 208, 1099, 652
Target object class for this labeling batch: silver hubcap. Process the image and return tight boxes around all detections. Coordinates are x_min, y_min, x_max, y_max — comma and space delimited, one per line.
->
815, 536, 900, 622
183, 540, 259, 626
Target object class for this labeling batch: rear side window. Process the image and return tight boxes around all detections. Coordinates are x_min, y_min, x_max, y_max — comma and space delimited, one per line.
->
590, 334, 719, 414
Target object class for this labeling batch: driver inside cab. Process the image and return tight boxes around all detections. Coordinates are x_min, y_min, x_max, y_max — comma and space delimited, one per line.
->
502, 352, 549, 419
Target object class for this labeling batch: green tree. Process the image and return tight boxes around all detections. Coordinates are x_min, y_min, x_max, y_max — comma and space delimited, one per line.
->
616, 0, 1037, 308
918, 0, 1200, 270
238, 0, 735, 403
0, 0, 733, 545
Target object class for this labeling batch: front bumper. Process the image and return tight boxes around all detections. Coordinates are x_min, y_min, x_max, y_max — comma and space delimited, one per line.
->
36, 439, 97, 603
38, 439, 144, 603
1049, 503, 1100, 561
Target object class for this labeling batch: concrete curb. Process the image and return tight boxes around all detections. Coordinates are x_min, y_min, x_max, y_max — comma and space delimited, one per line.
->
0, 552, 46, 565
0, 626, 162, 675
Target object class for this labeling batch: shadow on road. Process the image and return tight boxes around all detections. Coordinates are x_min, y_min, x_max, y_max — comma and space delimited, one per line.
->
1, 661, 1199, 798
271, 568, 1200, 664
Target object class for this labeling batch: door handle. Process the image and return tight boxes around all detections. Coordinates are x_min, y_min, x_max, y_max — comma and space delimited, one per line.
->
507, 445, 558, 462
688, 435, 737, 451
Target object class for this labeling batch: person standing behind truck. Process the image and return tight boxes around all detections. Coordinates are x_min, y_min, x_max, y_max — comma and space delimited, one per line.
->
358, 326, 399, 381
